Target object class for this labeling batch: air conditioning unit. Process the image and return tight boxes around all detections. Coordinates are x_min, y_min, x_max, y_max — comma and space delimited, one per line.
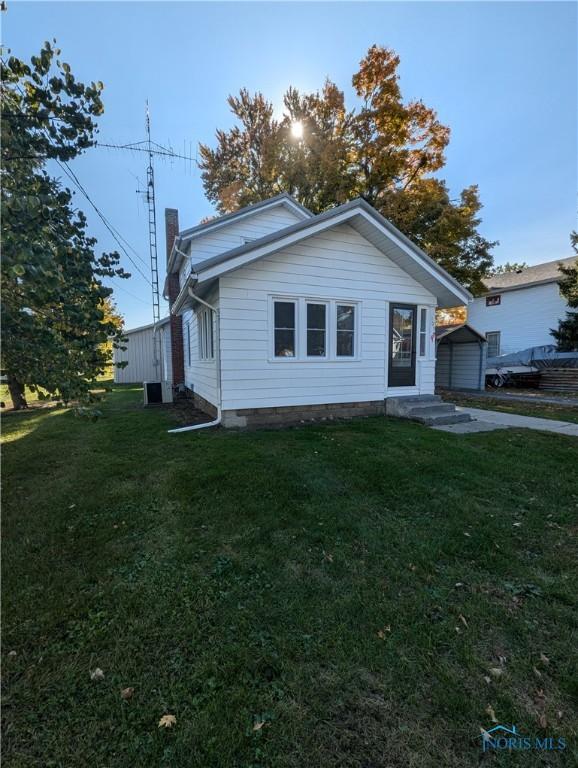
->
143, 381, 173, 406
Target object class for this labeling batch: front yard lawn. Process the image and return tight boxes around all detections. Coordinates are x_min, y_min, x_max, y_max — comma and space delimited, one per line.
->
2, 386, 577, 767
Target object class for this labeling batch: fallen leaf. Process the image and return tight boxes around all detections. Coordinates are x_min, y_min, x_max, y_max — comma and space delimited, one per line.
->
533, 666, 542, 679
7, 650, 17, 658
90, 668, 104, 681
537, 713, 547, 729
539, 652, 550, 665
253, 719, 266, 731
485, 704, 498, 723
459, 614, 468, 628
483, 676, 491, 684
322, 551, 333, 562
377, 626, 391, 639
158, 714, 176, 728
120, 687, 134, 700
557, 710, 563, 720
489, 667, 503, 678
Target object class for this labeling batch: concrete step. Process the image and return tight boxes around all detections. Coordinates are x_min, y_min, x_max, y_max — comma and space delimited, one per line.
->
386, 395, 441, 417
415, 411, 472, 426
405, 403, 456, 418
385, 394, 472, 427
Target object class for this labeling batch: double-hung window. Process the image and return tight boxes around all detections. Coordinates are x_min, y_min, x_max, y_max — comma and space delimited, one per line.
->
306, 303, 327, 357
272, 298, 358, 360
486, 331, 500, 358
198, 308, 214, 360
274, 301, 296, 357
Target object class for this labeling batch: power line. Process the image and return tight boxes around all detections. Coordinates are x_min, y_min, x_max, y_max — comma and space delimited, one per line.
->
2, 63, 152, 284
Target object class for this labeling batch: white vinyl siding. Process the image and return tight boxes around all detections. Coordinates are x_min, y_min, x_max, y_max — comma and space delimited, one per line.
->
179, 206, 303, 288
467, 282, 568, 355
183, 285, 219, 407
218, 223, 437, 410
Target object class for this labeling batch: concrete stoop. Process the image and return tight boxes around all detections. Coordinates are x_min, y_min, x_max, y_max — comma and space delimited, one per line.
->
385, 394, 472, 427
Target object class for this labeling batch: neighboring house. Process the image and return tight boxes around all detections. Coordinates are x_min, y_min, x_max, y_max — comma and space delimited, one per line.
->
162, 193, 472, 427
467, 258, 574, 357
113, 317, 171, 385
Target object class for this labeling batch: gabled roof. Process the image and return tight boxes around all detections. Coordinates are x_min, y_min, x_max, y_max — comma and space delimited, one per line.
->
167, 193, 312, 274
483, 257, 575, 294
172, 197, 472, 312
436, 323, 486, 343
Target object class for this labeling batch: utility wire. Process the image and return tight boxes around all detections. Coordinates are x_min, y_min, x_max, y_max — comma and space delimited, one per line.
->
2, 65, 152, 284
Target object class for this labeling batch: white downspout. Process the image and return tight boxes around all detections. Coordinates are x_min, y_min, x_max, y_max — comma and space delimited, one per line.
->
167, 282, 222, 433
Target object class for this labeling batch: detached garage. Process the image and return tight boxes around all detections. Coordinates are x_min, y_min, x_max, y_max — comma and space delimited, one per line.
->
436, 324, 487, 391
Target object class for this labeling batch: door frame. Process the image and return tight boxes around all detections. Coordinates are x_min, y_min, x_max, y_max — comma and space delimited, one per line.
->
388, 303, 417, 388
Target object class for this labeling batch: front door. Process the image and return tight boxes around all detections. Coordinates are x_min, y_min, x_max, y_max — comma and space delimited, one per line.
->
388, 304, 417, 387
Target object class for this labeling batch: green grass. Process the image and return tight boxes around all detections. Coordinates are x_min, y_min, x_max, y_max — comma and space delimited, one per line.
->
448, 392, 578, 425
2, 386, 577, 767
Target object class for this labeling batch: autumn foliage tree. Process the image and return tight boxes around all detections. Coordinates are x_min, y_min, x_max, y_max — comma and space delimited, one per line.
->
1, 42, 128, 409
199, 45, 496, 293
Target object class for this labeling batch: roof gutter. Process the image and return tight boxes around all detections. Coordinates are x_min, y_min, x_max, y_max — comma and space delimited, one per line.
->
167, 284, 222, 434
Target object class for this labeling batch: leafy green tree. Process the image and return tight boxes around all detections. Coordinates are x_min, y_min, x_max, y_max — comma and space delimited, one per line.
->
199, 45, 496, 293
1, 42, 129, 409
491, 261, 529, 275
550, 233, 578, 351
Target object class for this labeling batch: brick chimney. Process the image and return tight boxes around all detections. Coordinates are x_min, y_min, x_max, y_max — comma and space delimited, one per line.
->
165, 208, 185, 387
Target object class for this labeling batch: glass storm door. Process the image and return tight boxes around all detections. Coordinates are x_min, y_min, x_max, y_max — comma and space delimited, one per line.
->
388, 304, 417, 387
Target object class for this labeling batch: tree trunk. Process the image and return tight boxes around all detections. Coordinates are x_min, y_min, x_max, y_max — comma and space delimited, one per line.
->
7, 374, 28, 410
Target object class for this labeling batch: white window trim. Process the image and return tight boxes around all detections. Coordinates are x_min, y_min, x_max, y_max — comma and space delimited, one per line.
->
486, 331, 501, 357
268, 295, 361, 362
197, 307, 215, 362
418, 306, 428, 359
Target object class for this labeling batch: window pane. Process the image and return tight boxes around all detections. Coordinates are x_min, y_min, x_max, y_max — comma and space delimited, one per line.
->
306, 303, 326, 356
337, 305, 354, 331
487, 332, 500, 357
307, 303, 326, 330
307, 330, 326, 356
209, 312, 214, 358
419, 308, 427, 357
274, 301, 295, 329
275, 329, 295, 357
337, 330, 354, 357
391, 308, 413, 367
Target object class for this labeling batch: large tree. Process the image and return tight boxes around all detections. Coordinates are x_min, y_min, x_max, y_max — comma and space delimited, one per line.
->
199, 45, 496, 293
550, 233, 578, 352
1, 42, 128, 409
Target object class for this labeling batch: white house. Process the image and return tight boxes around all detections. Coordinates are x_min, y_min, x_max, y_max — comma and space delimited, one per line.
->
163, 194, 473, 427
467, 258, 574, 358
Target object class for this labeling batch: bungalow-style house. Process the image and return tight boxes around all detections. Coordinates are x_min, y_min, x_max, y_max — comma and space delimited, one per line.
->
162, 194, 474, 427
467, 257, 575, 358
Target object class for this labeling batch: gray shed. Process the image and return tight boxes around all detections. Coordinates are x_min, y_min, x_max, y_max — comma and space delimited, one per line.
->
113, 317, 172, 385
435, 324, 487, 391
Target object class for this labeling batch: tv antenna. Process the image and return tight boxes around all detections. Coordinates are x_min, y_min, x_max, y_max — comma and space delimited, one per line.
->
97, 105, 194, 377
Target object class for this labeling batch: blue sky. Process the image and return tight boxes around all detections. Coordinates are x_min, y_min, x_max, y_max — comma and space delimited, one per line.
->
5, 1, 577, 328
